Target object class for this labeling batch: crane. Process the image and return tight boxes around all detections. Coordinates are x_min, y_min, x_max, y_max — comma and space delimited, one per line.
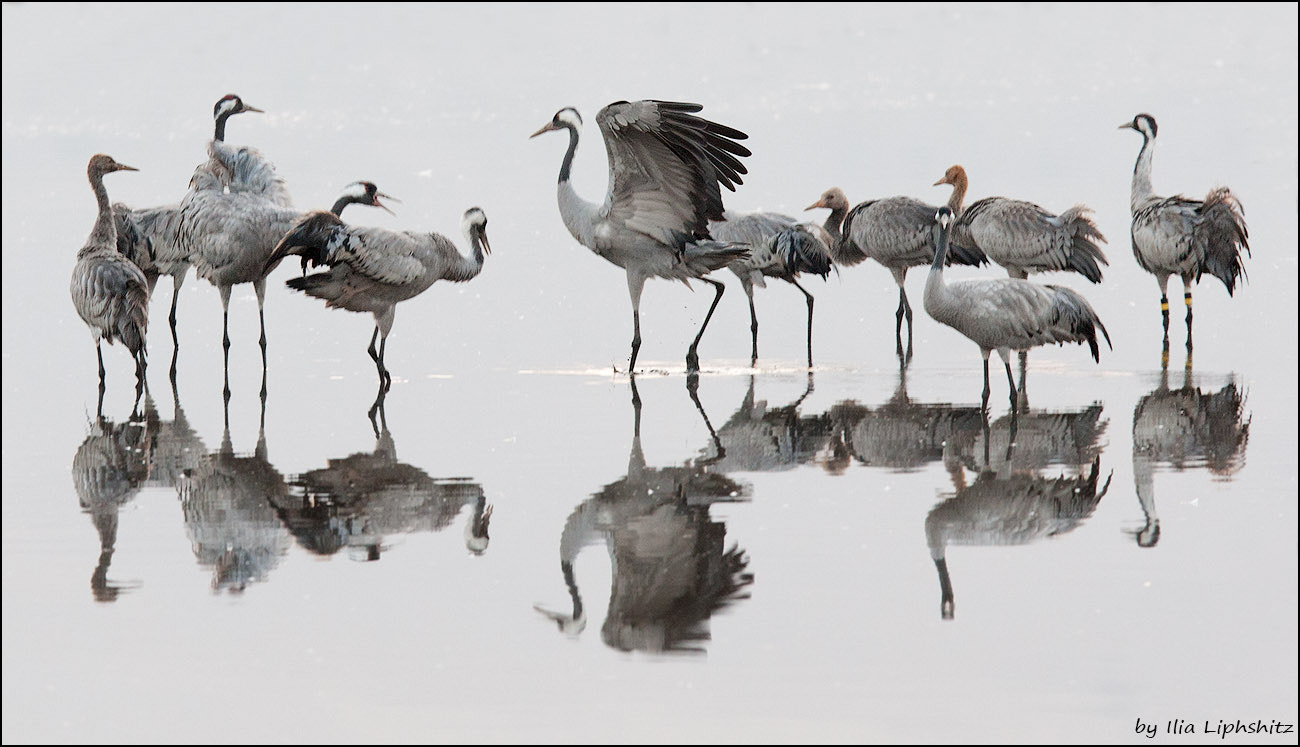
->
806, 187, 987, 359
923, 207, 1110, 413
709, 211, 833, 366
934, 164, 1108, 283
263, 206, 491, 391
1119, 114, 1249, 350
70, 154, 149, 408
531, 100, 752, 375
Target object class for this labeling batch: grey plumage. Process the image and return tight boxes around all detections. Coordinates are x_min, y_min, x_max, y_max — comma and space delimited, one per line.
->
924, 207, 1110, 412
935, 164, 1108, 283
532, 100, 752, 374
73, 413, 150, 602
264, 206, 491, 390
1120, 113, 1249, 345
71, 154, 149, 401
112, 202, 186, 352
704, 374, 831, 473
806, 187, 987, 357
709, 211, 833, 366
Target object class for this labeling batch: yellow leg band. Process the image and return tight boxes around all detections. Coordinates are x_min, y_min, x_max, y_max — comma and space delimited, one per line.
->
1185, 296, 1193, 306
1161, 302, 1170, 311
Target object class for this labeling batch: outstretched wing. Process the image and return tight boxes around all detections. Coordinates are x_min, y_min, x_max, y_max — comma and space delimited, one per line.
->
597, 100, 750, 248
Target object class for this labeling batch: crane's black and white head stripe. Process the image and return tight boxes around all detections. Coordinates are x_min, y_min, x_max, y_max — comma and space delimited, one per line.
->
341, 181, 372, 202
554, 107, 582, 130
462, 207, 487, 232
213, 93, 262, 119
936, 206, 954, 231
1121, 113, 1158, 140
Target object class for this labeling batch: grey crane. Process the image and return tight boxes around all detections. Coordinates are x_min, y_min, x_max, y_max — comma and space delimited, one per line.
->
531, 100, 752, 375
1119, 114, 1250, 349
104, 95, 275, 370
70, 154, 149, 407
934, 164, 1108, 284
924, 207, 1111, 413
264, 206, 491, 391
114, 181, 393, 380
806, 187, 988, 359
708, 211, 833, 366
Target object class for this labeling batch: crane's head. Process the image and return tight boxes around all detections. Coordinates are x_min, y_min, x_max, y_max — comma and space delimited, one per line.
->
805, 187, 849, 213
530, 107, 583, 138
87, 153, 138, 179
935, 206, 954, 232
341, 181, 399, 216
462, 207, 491, 255
213, 94, 263, 120
1119, 113, 1158, 140
933, 164, 967, 188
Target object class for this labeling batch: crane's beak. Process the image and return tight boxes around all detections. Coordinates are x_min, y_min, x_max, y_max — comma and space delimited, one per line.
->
933, 176, 949, 186
373, 191, 399, 216
116, 163, 139, 172
479, 228, 492, 256
1117, 121, 1135, 130
804, 198, 825, 211
241, 103, 264, 114
530, 122, 558, 138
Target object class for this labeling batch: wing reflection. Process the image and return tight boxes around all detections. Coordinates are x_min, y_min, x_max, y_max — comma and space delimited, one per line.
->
271, 393, 492, 561
536, 378, 754, 654
73, 408, 151, 602
177, 398, 290, 593
1131, 351, 1250, 547
926, 456, 1111, 620
706, 373, 832, 473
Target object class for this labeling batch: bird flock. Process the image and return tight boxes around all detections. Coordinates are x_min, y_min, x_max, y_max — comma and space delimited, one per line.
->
73, 96, 1250, 415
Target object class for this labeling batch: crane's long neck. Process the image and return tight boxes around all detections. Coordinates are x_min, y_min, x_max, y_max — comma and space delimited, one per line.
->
213, 111, 234, 143
329, 195, 356, 216
1130, 133, 1156, 212
555, 124, 600, 245
446, 227, 488, 283
822, 204, 847, 245
945, 172, 968, 214
84, 168, 117, 256
924, 221, 952, 312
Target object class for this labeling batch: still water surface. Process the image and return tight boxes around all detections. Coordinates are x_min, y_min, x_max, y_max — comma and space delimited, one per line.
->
3, 3, 1296, 743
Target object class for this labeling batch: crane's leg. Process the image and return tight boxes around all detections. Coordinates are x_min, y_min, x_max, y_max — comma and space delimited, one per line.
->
376, 307, 395, 392
96, 341, 107, 383
169, 273, 184, 381
980, 350, 992, 414
743, 278, 758, 367
626, 272, 646, 375
792, 279, 816, 369
997, 347, 1018, 414
219, 285, 233, 402
686, 278, 726, 374
934, 555, 954, 620
254, 278, 269, 400
1016, 350, 1029, 412
367, 326, 385, 388
1182, 276, 1194, 353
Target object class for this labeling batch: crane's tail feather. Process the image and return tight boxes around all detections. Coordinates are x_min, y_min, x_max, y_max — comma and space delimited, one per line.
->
1060, 205, 1109, 284
1048, 285, 1110, 362
946, 241, 988, 268
685, 240, 750, 273
265, 211, 344, 275
770, 226, 832, 278
285, 271, 344, 304
1196, 187, 1250, 296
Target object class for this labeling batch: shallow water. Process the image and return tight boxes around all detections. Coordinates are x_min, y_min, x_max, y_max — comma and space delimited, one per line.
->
3, 3, 1297, 742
